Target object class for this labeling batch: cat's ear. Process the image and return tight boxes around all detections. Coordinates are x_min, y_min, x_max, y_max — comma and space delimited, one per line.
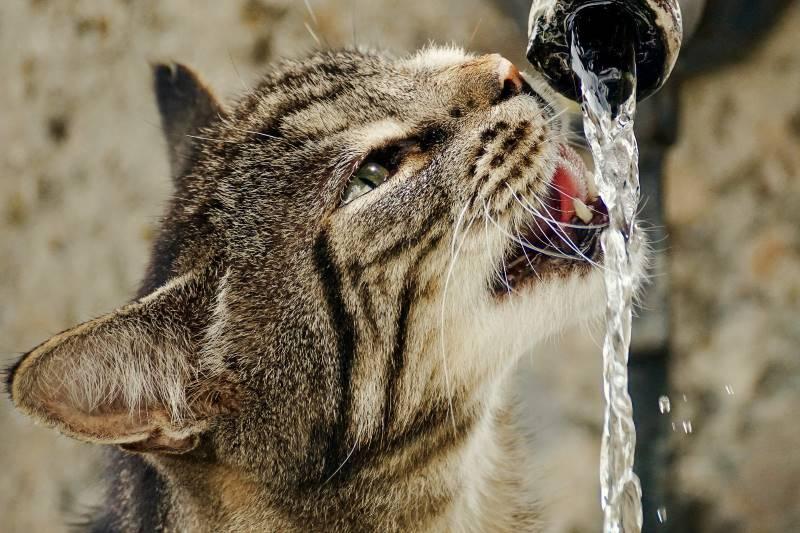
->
152, 62, 225, 181
7, 269, 236, 454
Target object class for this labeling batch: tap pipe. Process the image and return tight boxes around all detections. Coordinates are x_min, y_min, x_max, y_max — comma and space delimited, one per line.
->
526, 0, 683, 103
496, 0, 704, 43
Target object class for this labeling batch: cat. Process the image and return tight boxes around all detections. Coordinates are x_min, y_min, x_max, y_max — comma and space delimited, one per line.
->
6, 46, 644, 532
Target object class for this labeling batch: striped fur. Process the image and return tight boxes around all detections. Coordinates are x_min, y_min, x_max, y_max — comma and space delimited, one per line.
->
6, 46, 646, 531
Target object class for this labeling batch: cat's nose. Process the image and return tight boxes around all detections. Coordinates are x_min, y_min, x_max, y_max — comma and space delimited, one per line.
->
451, 54, 527, 108
492, 55, 524, 101
472, 53, 524, 104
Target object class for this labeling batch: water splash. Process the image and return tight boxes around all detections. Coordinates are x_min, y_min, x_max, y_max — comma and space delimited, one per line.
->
658, 395, 671, 414
571, 31, 643, 533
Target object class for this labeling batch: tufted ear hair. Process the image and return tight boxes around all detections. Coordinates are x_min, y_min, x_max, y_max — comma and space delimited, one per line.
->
6, 268, 236, 454
152, 62, 225, 181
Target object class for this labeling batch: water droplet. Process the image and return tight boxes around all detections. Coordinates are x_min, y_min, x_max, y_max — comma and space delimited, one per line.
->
725, 385, 735, 395
657, 506, 668, 523
671, 422, 677, 432
682, 420, 693, 434
658, 395, 671, 414
682, 394, 688, 403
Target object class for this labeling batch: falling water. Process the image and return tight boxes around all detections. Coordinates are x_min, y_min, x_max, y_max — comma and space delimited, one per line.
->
658, 396, 671, 414
571, 31, 644, 533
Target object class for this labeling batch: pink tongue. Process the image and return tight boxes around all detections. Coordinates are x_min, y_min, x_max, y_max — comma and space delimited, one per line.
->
553, 166, 578, 222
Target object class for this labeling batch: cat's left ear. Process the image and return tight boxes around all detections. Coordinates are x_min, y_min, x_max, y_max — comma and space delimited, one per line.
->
152, 62, 225, 182
6, 267, 236, 454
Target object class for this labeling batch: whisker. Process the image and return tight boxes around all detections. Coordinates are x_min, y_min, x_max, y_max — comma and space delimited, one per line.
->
481, 214, 511, 292
245, 128, 281, 140
303, 0, 319, 26
547, 182, 606, 215
305, 22, 322, 47
226, 126, 282, 141
531, 196, 631, 278
482, 202, 578, 261
468, 18, 483, 46
529, 195, 607, 269
523, 199, 595, 262
440, 202, 472, 435
516, 227, 543, 283
505, 185, 629, 277
518, 197, 609, 229
508, 184, 606, 230
228, 51, 250, 92
185, 134, 237, 144
542, 107, 570, 128
483, 209, 514, 294
323, 433, 359, 485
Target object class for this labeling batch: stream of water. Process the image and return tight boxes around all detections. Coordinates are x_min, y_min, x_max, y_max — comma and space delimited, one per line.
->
571, 40, 644, 533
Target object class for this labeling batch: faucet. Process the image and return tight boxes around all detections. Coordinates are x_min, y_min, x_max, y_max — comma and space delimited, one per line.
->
525, 0, 687, 104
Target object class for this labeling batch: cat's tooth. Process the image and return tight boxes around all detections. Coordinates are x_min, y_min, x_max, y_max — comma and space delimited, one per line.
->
573, 198, 593, 223
585, 169, 599, 198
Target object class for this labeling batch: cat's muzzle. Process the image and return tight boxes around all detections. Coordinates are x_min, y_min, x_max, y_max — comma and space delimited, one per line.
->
493, 145, 608, 295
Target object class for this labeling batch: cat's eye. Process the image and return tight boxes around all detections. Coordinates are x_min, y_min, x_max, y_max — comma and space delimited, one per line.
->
340, 138, 422, 206
342, 161, 391, 204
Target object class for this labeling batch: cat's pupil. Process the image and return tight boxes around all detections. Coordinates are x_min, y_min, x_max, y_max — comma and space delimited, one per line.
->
342, 161, 390, 204
357, 162, 389, 187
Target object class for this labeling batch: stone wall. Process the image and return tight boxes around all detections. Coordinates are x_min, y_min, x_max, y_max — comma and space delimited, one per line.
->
666, 5, 800, 529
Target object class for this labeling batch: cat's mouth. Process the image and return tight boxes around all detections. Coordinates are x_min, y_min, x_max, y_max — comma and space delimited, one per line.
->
492, 146, 608, 296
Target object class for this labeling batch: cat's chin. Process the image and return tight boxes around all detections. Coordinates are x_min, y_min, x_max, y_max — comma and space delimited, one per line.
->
482, 263, 607, 350
484, 223, 648, 346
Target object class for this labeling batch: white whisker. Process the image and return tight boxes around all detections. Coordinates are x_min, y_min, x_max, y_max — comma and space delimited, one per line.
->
482, 202, 578, 262
529, 195, 607, 269
305, 22, 322, 47
227, 126, 281, 141
323, 436, 359, 485
440, 202, 472, 435
515, 227, 543, 283
303, 0, 319, 26
509, 184, 600, 261
468, 18, 483, 46
185, 134, 236, 144
228, 51, 250, 91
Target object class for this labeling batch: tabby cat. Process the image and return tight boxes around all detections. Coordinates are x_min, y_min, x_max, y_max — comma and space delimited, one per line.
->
6, 46, 644, 532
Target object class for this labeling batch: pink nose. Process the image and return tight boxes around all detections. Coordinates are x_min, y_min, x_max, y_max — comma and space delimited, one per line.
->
476, 53, 525, 102
492, 54, 524, 94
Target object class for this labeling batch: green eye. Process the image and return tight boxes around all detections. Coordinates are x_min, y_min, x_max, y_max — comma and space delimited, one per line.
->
342, 162, 391, 204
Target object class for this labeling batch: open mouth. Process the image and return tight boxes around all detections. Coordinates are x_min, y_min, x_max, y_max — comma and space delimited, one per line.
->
493, 146, 608, 295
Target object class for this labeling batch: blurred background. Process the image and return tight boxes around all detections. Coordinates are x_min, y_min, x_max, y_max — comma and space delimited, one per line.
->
1, 1, 798, 531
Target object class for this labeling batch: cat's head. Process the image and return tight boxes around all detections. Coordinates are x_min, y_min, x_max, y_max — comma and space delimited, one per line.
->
7, 47, 643, 480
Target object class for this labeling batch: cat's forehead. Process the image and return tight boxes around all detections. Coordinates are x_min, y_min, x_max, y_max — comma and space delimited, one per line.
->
215, 47, 491, 162
243, 46, 477, 111
401, 45, 476, 70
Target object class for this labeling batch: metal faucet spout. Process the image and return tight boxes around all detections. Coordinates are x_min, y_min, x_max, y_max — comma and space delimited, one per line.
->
526, 0, 684, 103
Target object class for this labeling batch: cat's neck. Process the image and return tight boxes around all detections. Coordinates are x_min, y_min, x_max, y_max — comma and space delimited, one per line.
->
436, 395, 541, 532
174, 381, 536, 532
96, 377, 539, 532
